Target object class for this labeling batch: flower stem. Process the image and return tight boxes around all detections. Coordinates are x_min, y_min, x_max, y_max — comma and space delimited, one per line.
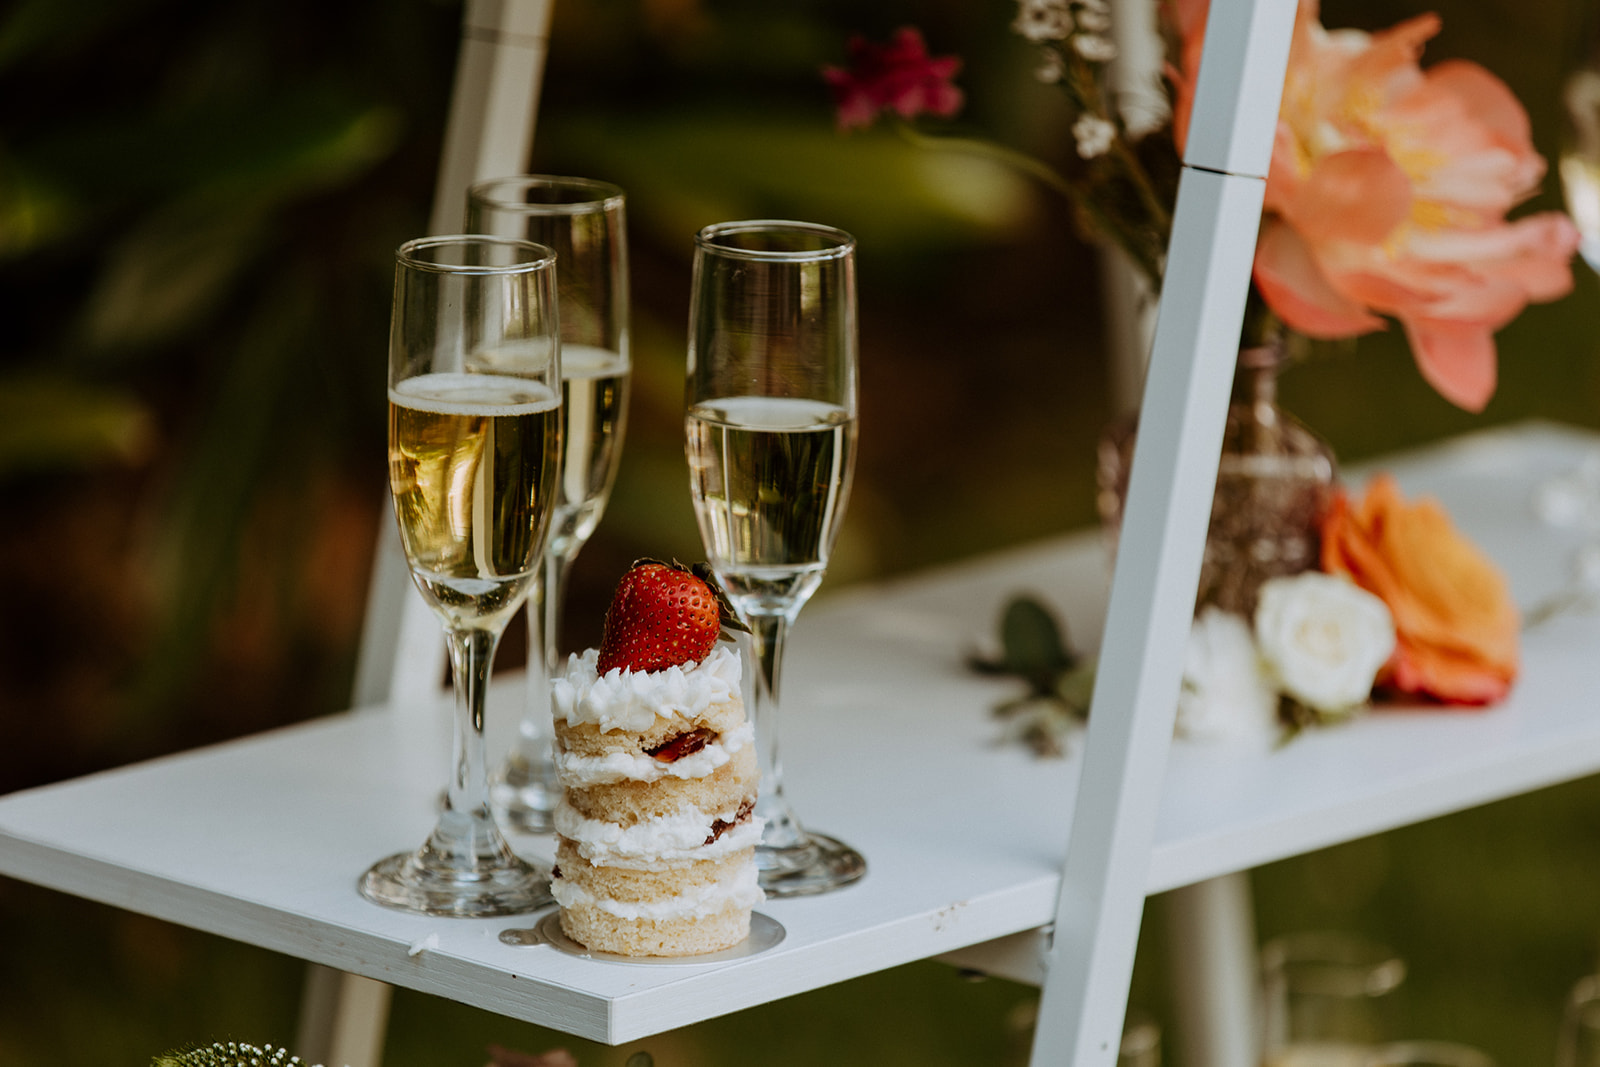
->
895, 122, 1165, 289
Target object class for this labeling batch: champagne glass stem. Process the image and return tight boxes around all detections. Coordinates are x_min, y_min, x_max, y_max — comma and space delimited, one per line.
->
746, 612, 806, 851
446, 625, 501, 819
491, 572, 559, 834
543, 547, 571, 676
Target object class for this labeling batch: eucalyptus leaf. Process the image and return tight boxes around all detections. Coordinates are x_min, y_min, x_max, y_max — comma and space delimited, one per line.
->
971, 596, 1090, 756
1053, 661, 1096, 713
999, 596, 1076, 682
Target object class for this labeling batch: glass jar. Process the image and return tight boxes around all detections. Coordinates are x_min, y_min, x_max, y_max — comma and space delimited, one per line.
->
1096, 340, 1337, 617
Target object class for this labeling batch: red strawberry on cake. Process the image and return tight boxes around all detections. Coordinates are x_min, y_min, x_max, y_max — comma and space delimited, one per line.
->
548, 560, 763, 956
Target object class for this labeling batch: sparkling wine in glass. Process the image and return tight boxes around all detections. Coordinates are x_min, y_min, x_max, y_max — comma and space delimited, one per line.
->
360, 235, 561, 917
467, 176, 630, 833
685, 220, 864, 897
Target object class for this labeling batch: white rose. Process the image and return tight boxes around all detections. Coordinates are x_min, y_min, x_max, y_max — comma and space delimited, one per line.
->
1175, 607, 1279, 744
1254, 572, 1396, 714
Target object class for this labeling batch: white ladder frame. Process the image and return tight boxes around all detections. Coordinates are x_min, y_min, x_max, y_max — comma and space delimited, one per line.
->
1031, 0, 1298, 1061
296, 2, 556, 1064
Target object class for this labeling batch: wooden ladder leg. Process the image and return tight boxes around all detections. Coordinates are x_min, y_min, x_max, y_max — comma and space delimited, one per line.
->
296, 964, 393, 1067
1164, 872, 1259, 1067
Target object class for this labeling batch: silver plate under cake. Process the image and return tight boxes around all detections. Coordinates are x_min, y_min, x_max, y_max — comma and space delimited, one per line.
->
499, 909, 785, 964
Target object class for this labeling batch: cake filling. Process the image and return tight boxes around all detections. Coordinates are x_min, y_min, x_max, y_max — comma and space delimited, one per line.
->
555, 722, 753, 785
554, 798, 764, 867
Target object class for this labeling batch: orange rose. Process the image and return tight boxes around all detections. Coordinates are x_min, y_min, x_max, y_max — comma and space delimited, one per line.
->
1320, 474, 1518, 704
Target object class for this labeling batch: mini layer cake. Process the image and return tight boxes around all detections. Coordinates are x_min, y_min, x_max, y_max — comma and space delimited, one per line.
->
549, 644, 763, 956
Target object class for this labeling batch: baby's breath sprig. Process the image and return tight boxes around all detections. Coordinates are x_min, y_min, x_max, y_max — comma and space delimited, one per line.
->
1010, 0, 1172, 289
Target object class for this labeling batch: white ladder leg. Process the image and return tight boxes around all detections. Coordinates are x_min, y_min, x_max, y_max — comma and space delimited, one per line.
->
1164, 872, 1260, 1067
296, 964, 394, 1067
300, 1, 557, 1061
1027, 0, 1297, 1061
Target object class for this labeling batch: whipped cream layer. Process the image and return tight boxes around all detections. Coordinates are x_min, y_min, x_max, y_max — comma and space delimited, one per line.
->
555, 799, 763, 868
556, 722, 753, 786
551, 646, 741, 733
551, 862, 764, 921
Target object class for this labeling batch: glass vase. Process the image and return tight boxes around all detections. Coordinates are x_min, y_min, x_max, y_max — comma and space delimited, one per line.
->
1097, 340, 1337, 618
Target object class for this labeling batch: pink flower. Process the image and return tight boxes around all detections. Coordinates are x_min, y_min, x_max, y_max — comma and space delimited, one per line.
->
1170, 0, 1580, 411
821, 28, 964, 131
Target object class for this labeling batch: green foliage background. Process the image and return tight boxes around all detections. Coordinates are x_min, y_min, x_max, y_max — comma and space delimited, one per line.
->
0, 0, 1597, 1064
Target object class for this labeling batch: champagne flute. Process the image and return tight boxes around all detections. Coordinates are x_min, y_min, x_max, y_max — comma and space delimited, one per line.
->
360, 235, 562, 917
467, 176, 631, 834
685, 219, 864, 897
1361, 1044, 1493, 1067
1261, 932, 1406, 1067
1561, 0, 1600, 274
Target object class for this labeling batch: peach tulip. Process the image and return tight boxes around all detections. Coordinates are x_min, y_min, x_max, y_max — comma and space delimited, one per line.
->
1170, 0, 1580, 411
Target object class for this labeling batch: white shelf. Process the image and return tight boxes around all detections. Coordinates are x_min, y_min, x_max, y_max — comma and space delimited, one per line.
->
2, 420, 1597, 1045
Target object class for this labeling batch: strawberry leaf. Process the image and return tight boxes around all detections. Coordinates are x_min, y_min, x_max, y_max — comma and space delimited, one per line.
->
689, 561, 752, 636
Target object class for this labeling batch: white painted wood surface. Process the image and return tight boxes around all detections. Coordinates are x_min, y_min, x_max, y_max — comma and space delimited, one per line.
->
1030, 163, 1270, 1067
1179, 0, 1298, 180
3, 421, 1598, 1045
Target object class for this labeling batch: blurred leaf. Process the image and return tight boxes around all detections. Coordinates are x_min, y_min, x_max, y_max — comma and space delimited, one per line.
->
971, 596, 1088, 757
21, 89, 401, 205
0, 159, 72, 258
969, 595, 1076, 687
129, 267, 320, 720
1054, 660, 1095, 710
542, 111, 1038, 255
0, 375, 155, 474
0, 0, 163, 71
64, 97, 400, 355
82, 198, 269, 353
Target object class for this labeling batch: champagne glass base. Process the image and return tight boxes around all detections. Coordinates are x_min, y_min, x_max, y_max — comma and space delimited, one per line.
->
492, 787, 559, 835
359, 850, 553, 918
756, 832, 865, 898
491, 755, 561, 835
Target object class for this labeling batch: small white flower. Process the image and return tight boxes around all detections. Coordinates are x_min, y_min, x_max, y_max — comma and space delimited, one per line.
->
1014, 0, 1074, 42
1072, 32, 1118, 62
1075, 6, 1113, 32
1035, 48, 1066, 83
1255, 572, 1395, 714
1175, 607, 1280, 744
1072, 114, 1117, 158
